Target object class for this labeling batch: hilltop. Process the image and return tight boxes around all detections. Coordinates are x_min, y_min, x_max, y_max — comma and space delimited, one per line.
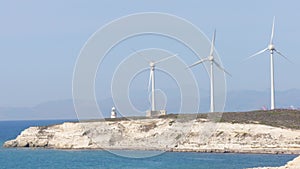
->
220, 109, 300, 129
104, 109, 300, 129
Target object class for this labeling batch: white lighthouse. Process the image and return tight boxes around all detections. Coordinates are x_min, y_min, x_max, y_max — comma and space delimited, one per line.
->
110, 107, 117, 118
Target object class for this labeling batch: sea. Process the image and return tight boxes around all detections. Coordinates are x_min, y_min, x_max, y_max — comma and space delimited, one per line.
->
0, 120, 297, 169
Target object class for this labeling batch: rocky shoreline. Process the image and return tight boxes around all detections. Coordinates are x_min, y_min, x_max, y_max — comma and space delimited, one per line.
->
3, 118, 300, 154
247, 155, 300, 169
3, 117, 300, 168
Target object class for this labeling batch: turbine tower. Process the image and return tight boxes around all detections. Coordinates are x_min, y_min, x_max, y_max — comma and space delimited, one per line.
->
188, 30, 230, 112
147, 54, 177, 111
248, 17, 290, 110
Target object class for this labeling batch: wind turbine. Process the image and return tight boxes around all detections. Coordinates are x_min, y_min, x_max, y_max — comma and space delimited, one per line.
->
247, 17, 290, 110
188, 30, 231, 112
147, 54, 177, 112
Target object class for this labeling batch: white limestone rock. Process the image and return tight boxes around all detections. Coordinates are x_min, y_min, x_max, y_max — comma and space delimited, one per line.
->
248, 155, 300, 169
3, 119, 300, 155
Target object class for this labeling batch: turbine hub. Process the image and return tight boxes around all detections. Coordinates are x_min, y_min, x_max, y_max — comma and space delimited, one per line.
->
149, 62, 155, 67
208, 56, 214, 61
268, 44, 275, 51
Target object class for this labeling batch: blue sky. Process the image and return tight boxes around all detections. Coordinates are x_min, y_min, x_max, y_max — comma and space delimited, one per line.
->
1, 0, 300, 108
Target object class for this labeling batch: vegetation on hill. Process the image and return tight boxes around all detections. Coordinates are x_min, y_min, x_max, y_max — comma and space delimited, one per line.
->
220, 109, 300, 129
84, 109, 300, 129
161, 109, 300, 129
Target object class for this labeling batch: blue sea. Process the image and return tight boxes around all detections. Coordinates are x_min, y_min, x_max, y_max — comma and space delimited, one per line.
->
0, 120, 297, 169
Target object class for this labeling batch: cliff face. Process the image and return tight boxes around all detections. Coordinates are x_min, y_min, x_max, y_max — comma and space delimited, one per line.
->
3, 118, 300, 154
3, 122, 91, 149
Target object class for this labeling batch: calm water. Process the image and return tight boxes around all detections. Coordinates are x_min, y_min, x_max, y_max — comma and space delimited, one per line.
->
0, 120, 297, 169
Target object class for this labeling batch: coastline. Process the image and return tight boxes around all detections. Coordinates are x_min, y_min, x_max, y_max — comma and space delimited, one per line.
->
247, 155, 300, 169
3, 110, 300, 168
3, 116, 300, 154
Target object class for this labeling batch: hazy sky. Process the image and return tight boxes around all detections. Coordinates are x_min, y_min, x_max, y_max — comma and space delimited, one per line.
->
1, 1, 300, 107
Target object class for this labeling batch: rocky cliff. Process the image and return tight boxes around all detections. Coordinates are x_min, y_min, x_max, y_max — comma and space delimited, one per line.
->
3, 118, 300, 154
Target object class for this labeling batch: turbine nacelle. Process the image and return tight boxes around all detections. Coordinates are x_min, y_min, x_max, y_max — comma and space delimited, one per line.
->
208, 55, 214, 61
149, 62, 155, 67
268, 44, 275, 51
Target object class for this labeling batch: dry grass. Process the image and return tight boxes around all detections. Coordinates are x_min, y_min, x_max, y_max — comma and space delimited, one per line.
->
220, 109, 300, 129
78, 109, 300, 129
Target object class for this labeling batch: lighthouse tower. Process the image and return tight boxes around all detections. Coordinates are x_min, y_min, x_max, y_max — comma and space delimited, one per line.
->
111, 107, 117, 118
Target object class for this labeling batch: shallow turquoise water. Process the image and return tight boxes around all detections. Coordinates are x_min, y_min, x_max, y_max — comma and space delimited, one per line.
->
0, 120, 297, 169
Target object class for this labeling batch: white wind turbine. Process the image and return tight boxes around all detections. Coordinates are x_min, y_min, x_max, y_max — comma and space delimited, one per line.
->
147, 54, 177, 112
188, 30, 231, 112
247, 17, 290, 110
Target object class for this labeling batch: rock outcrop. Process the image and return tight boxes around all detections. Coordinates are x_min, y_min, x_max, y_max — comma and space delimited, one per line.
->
3, 122, 91, 149
3, 118, 300, 154
248, 155, 300, 169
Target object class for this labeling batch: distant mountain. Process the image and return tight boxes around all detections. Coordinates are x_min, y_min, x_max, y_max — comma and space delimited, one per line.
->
0, 100, 77, 121
0, 89, 299, 120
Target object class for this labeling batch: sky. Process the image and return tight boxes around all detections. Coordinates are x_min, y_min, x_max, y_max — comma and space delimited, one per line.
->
1, 0, 300, 108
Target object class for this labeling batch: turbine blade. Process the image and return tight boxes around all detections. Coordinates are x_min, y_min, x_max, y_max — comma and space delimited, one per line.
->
187, 58, 209, 68
148, 70, 152, 92
270, 16, 275, 44
274, 49, 293, 63
210, 30, 216, 56
246, 48, 268, 60
154, 54, 177, 64
213, 61, 232, 77
131, 48, 151, 62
